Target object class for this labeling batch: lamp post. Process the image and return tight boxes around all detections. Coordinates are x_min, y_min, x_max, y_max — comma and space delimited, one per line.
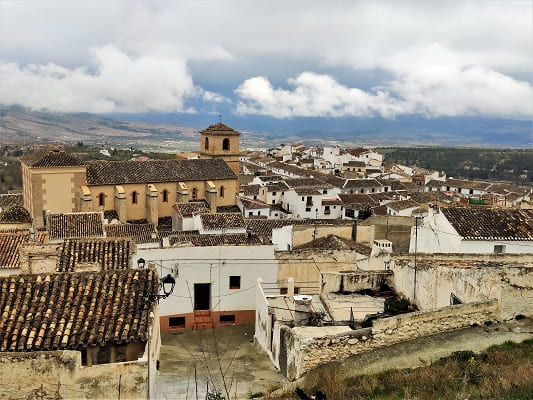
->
145, 273, 176, 400
137, 258, 146, 269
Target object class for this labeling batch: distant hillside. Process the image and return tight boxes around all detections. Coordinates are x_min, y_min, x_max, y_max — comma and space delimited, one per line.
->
0, 106, 192, 143
384, 147, 533, 184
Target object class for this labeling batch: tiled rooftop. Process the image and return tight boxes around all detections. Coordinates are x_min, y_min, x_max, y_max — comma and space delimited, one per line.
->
343, 178, 382, 188
240, 184, 261, 196
0, 268, 158, 352
284, 177, 332, 188
294, 187, 322, 196
168, 233, 262, 246
246, 218, 353, 237
295, 235, 372, 255
238, 196, 270, 209
0, 205, 30, 224
86, 158, 236, 185
0, 232, 29, 269
216, 205, 242, 213
104, 223, 158, 243
173, 201, 210, 217
387, 199, 420, 211
200, 213, 246, 230
442, 208, 533, 241
19, 145, 84, 168
47, 212, 104, 240
0, 193, 23, 210
198, 122, 240, 135
57, 238, 135, 272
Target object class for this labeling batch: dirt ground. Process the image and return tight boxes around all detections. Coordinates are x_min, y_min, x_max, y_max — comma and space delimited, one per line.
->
155, 323, 286, 399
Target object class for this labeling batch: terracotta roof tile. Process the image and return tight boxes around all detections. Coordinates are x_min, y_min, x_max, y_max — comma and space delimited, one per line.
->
57, 238, 135, 272
246, 218, 353, 237
387, 199, 420, 211
86, 158, 236, 185
19, 146, 84, 168
47, 212, 104, 240
216, 205, 241, 213
200, 213, 246, 230
198, 122, 240, 135
0, 232, 29, 269
238, 196, 270, 209
240, 184, 261, 196
442, 207, 533, 241
0, 269, 158, 351
104, 223, 158, 243
295, 235, 372, 255
173, 201, 210, 217
0, 193, 23, 210
0, 205, 30, 224
168, 233, 261, 246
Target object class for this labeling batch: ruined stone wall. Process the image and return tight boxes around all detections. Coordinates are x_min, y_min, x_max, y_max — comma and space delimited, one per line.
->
390, 257, 532, 319
0, 350, 147, 399
18, 244, 61, 274
321, 270, 393, 293
281, 300, 498, 380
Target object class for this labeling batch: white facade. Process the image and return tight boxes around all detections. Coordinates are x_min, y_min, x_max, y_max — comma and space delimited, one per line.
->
410, 209, 533, 254
133, 245, 278, 316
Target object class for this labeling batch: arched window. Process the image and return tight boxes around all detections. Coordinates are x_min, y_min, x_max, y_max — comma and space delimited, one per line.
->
132, 191, 138, 204
162, 189, 169, 203
192, 188, 198, 200
205, 137, 209, 150
98, 193, 105, 207
219, 186, 225, 198
222, 138, 230, 151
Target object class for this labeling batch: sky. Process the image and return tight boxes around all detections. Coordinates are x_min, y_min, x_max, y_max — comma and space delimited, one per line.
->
0, 0, 532, 122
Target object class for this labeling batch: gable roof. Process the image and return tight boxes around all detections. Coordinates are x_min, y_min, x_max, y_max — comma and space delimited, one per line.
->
19, 146, 84, 168
295, 235, 372, 255
0, 205, 30, 224
168, 233, 261, 246
442, 208, 533, 241
200, 213, 246, 230
47, 212, 104, 240
199, 122, 240, 136
57, 238, 135, 272
86, 158, 236, 185
238, 196, 270, 209
172, 201, 210, 217
386, 199, 420, 211
343, 179, 382, 189
0, 268, 158, 352
104, 223, 158, 243
0, 231, 29, 269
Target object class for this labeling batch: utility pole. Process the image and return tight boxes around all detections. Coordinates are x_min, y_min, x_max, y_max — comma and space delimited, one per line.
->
413, 216, 419, 301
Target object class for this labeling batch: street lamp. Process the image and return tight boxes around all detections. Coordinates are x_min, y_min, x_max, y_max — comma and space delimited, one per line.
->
137, 258, 146, 269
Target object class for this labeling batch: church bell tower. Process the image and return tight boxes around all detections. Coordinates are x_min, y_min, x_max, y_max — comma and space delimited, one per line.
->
199, 122, 240, 177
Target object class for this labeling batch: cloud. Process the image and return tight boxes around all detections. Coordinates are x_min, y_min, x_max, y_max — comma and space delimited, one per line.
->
0, 45, 224, 113
235, 66, 533, 119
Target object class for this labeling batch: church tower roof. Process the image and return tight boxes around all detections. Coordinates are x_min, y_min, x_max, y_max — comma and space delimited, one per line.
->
199, 122, 240, 135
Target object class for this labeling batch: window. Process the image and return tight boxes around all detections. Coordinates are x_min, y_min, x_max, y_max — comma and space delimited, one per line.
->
229, 276, 241, 289
282, 192, 284, 195
371, 188, 375, 193
469, 189, 474, 194
248, 211, 253, 216
223, 138, 230, 151
169, 317, 185, 328
98, 193, 105, 207
132, 191, 138, 204
192, 188, 197, 200
272, 200, 275, 204
162, 190, 169, 203
205, 137, 209, 150
220, 186, 225, 198
494, 245, 505, 254
220, 314, 235, 323
272, 191, 276, 195
323, 189, 327, 194
280, 287, 288, 295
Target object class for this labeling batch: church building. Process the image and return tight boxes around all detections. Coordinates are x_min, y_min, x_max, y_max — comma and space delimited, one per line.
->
20, 123, 241, 228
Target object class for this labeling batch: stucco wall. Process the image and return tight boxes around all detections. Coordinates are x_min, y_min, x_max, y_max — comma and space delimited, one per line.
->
321, 270, 393, 293
0, 350, 147, 399
279, 300, 498, 380
390, 256, 533, 320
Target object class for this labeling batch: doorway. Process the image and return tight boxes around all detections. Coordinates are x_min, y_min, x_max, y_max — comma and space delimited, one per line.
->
194, 283, 211, 310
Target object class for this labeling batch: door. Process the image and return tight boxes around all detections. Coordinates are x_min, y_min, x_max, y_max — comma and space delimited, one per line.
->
194, 283, 211, 310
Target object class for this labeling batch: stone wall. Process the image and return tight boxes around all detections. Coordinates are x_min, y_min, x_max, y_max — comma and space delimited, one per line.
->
321, 270, 393, 293
391, 256, 532, 320
18, 244, 60, 274
280, 299, 499, 380
0, 350, 147, 399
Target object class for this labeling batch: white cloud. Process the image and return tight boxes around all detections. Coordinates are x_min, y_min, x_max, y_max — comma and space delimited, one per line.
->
0, 45, 226, 113
235, 68, 533, 119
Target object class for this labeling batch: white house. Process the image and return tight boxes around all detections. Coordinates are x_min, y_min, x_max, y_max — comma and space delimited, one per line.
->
237, 196, 271, 218
133, 244, 277, 331
386, 200, 420, 217
410, 207, 533, 254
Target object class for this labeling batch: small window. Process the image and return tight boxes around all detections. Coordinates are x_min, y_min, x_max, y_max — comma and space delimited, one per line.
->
169, 317, 185, 328
192, 188, 198, 200
220, 314, 235, 323
272, 200, 275, 205
223, 138, 230, 151
494, 245, 505, 254
98, 193, 105, 207
229, 276, 241, 289
281, 191, 284, 195
248, 211, 253, 216
205, 137, 209, 150
132, 191, 138, 204
323, 189, 327, 194
253, 195, 257, 200
162, 190, 169, 203
220, 186, 225, 198
272, 191, 277, 195
469, 189, 474, 194
280, 287, 288, 295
